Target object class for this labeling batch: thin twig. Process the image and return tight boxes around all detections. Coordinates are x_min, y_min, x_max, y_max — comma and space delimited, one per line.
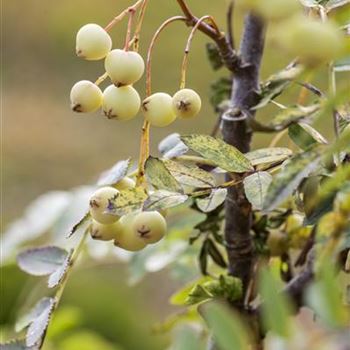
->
226, 1, 235, 49
133, 0, 149, 51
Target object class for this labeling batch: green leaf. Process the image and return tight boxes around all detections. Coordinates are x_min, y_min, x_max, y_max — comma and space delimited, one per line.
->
97, 158, 131, 186
17, 246, 69, 276
206, 42, 224, 70
47, 249, 73, 288
268, 103, 320, 131
196, 188, 227, 213
186, 284, 212, 305
254, 64, 303, 110
210, 78, 232, 107
25, 297, 56, 347
306, 264, 349, 327
158, 133, 189, 159
288, 122, 328, 150
245, 147, 292, 166
202, 302, 250, 350
105, 187, 147, 216
207, 239, 227, 268
164, 159, 215, 188
326, 0, 350, 11
259, 268, 292, 337
181, 135, 253, 173
170, 276, 212, 305
244, 172, 272, 210
145, 156, 182, 192
143, 190, 188, 211
199, 240, 209, 275
263, 148, 322, 212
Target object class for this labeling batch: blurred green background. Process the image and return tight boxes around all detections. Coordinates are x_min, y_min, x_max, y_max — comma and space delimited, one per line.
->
2, 1, 349, 349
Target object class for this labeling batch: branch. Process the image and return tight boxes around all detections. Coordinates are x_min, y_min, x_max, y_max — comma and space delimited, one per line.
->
176, 0, 242, 72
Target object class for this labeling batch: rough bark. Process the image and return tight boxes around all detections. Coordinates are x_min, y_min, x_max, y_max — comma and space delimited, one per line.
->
222, 14, 265, 294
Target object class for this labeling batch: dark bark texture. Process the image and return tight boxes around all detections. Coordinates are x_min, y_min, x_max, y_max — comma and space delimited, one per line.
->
222, 14, 265, 294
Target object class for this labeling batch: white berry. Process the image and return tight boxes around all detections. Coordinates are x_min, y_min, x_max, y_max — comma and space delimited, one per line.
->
114, 177, 135, 190
90, 219, 122, 241
142, 93, 176, 127
76, 24, 112, 60
89, 186, 119, 224
70, 80, 103, 113
105, 49, 145, 85
172, 89, 201, 119
114, 214, 147, 251
132, 211, 167, 244
102, 85, 141, 120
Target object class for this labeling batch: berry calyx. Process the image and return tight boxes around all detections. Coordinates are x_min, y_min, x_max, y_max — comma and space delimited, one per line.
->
102, 85, 141, 120
172, 89, 201, 119
89, 186, 119, 224
76, 24, 112, 61
70, 80, 103, 113
90, 219, 122, 241
132, 211, 167, 244
114, 214, 147, 251
105, 49, 145, 85
142, 93, 176, 127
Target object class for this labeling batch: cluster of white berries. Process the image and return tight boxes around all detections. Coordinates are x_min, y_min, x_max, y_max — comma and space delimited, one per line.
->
70, 23, 202, 126
89, 179, 167, 251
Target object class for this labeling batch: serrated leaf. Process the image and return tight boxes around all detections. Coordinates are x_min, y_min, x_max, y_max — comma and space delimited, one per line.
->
15, 298, 53, 333
67, 212, 90, 238
268, 104, 320, 130
196, 188, 227, 213
143, 190, 188, 211
105, 187, 147, 216
47, 249, 73, 288
186, 284, 212, 305
97, 159, 131, 186
263, 148, 322, 212
288, 122, 328, 150
202, 302, 250, 350
0, 340, 37, 350
254, 64, 303, 110
206, 42, 224, 70
26, 298, 56, 347
164, 159, 215, 188
145, 157, 182, 192
207, 239, 227, 268
259, 268, 292, 337
17, 246, 69, 276
181, 135, 253, 173
245, 147, 292, 166
244, 172, 272, 210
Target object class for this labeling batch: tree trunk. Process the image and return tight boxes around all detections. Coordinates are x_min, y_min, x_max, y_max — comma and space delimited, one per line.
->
222, 13, 265, 296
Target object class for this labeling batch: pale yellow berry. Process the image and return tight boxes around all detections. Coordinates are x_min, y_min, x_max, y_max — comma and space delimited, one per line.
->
90, 219, 122, 241
89, 186, 119, 224
114, 214, 147, 251
172, 89, 201, 119
142, 93, 176, 127
105, 49, 145, 85
102, 85, 141, 120
114, 177, 135, 191
70, 80, 103, 113
76, 24, 112, 60
132, 211, 167, 244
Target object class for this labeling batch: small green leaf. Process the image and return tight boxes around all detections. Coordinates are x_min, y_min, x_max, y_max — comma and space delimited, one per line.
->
25, 297, 56, 347
181, 134, 253, 173
210, 78, 232, 107
206, 42, 224, 70
207, 239, 227, 268
97, 158, 131, 186
105, 187, 147, 216
17, 246, 68, 276
245, 147, 292, 166
196, 188, 227, 213
288, 122, 328, 150
199, 240, 210, 275
263, 148, 322, 212
259, 268, 292, 337
143, 190, 188, 211
186, 284, 212, 305
145, 156, 182, 192
202, 302, 250, 350
244, 172, 272, 210
164, 159, 215, 188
